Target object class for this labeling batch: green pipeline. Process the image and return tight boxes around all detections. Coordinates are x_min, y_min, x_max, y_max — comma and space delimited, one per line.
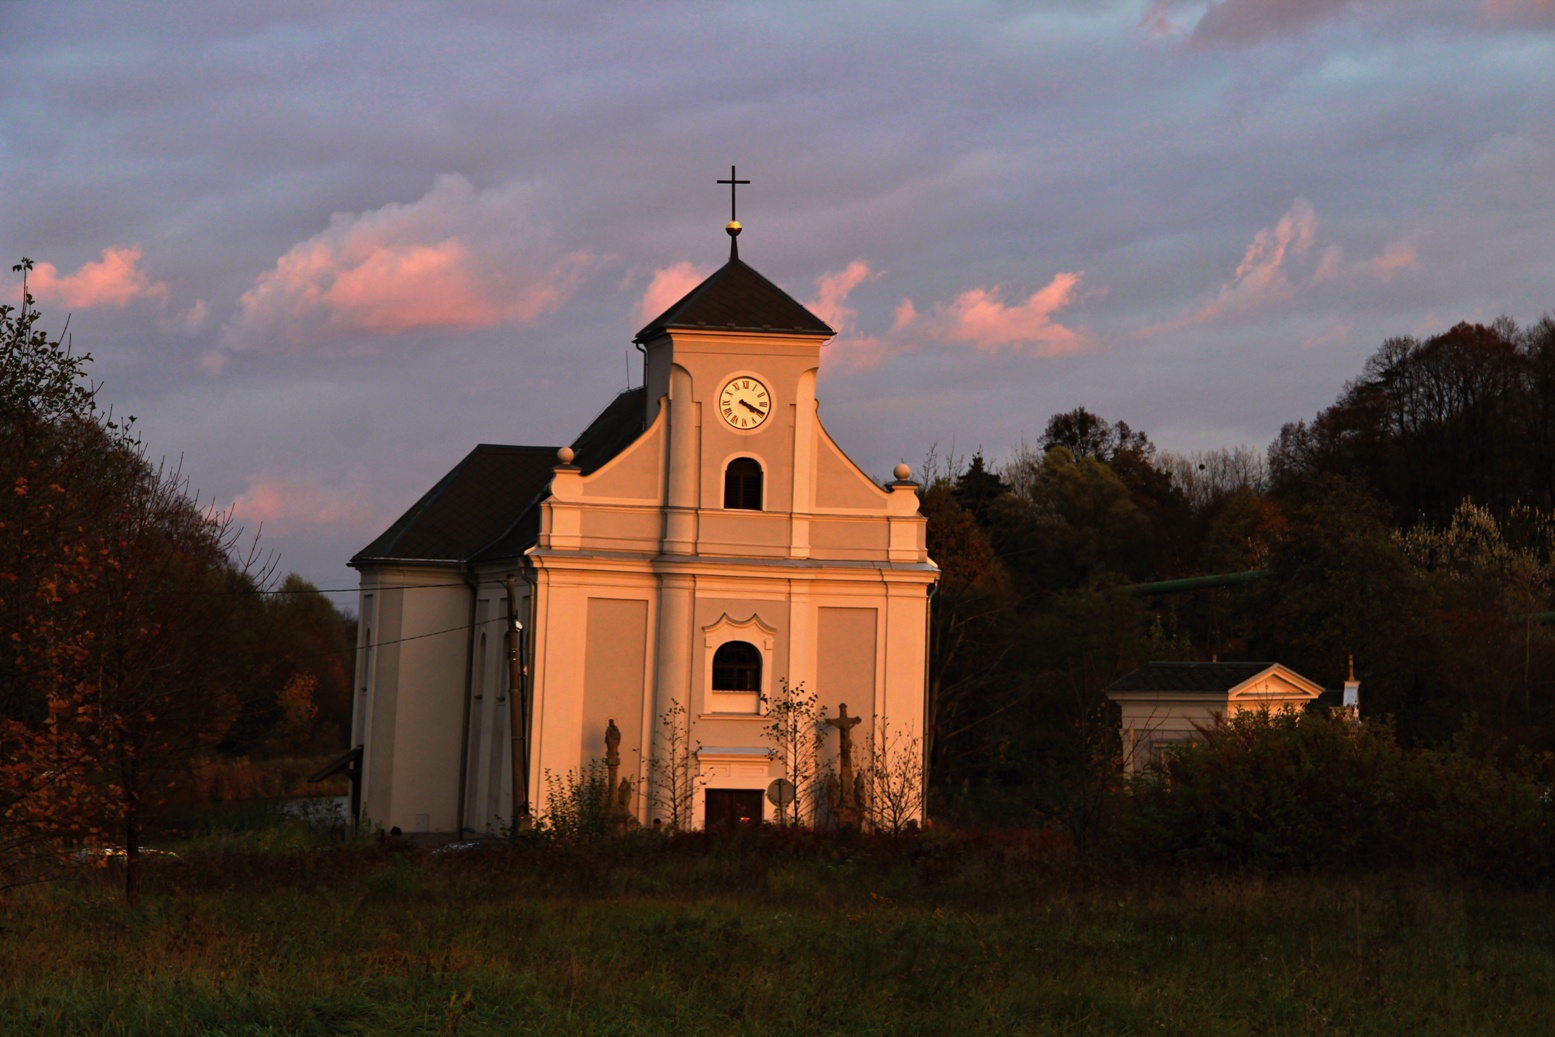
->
1120, 570, 1555, 625
1119, 570, 1271, 595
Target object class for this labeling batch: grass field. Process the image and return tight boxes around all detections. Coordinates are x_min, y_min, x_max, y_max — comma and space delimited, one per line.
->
3, 825, 1554, 1036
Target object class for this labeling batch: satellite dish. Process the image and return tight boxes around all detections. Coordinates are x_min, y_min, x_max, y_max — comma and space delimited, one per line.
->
766, 778, 796, 806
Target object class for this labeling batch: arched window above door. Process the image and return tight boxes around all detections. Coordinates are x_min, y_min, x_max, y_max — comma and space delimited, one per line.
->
712, 640, 762, 692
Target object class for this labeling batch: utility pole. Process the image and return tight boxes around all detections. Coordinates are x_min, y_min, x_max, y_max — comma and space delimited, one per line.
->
506, 574, 531, 831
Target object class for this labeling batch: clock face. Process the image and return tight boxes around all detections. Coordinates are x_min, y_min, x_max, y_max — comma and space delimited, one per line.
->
718, 376, 772, 430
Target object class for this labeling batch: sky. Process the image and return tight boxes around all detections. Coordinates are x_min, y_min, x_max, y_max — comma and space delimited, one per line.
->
4, 1, 1554, 604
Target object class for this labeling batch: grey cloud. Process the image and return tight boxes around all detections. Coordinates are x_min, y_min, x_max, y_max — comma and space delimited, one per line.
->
1193, 0, 1355, 44
4, 1, 1554, 592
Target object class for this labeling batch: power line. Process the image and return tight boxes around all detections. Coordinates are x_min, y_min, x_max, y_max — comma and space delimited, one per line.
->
365, 613, 510, 649
173, 580, 474, 597
258, 582, 469, 595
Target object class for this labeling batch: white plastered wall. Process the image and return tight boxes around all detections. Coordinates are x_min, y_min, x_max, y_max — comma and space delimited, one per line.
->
354, 566, 469, 834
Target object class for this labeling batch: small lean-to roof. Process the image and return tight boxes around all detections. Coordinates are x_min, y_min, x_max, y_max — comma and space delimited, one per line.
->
351, 445, 561, 566
634, 257, 833, 342
469, 387, 648, 564
1107, 661, 1281, 695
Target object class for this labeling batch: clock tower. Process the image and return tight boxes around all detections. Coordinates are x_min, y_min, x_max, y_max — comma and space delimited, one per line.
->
633, 243, 839, 561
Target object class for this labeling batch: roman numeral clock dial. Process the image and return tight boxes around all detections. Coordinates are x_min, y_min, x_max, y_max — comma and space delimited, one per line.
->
718, 377, 771, 430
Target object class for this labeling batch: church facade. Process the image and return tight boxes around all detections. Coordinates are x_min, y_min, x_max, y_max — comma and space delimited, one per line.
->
347, 231, 938, 836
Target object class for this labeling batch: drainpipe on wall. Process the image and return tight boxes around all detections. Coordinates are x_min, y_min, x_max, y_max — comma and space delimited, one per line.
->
506, 573, 532, 833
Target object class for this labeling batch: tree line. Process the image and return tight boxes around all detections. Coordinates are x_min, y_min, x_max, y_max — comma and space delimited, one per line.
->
924, 315, 1555, 830
6, 251, 1555, 875
1, 266, 353, 898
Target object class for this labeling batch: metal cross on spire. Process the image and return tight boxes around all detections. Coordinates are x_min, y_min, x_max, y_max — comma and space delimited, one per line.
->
717, 165, 749, 222
717, 164, 749, 259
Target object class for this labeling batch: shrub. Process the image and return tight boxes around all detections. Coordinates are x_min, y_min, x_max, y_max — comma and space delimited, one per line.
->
536, 761, 615, 841
1122, 708, 1554, 881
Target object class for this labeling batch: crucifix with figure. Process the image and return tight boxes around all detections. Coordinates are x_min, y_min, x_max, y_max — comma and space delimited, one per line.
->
824, 703, 865, 826
717, 165, 749, 258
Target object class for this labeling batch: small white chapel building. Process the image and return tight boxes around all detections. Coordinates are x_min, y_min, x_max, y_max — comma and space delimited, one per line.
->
345, 216, 939, 836
1106, 661, 1337, 774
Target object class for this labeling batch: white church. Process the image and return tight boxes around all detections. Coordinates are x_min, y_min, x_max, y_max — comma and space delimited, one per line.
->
344, 205, 939, 836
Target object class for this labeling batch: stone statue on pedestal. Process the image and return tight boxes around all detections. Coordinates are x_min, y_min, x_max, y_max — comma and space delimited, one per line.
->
603, 717, 633, 832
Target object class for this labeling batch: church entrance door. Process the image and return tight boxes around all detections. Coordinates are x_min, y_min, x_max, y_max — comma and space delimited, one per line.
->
704, 789, 763, 831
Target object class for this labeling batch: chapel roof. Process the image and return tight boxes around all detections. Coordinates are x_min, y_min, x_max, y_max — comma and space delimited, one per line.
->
633, 257, 833, 342
352, 385, 651, 569
1106, 661, 1280, 695
468, 387, 648, 564
350, 444, 561, 566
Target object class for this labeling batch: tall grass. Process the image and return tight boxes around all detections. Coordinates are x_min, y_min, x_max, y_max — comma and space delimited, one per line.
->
4, 828, 1555, 1035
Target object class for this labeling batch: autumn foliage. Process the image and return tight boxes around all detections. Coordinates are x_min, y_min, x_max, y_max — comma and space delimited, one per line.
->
1, 264, 351, 897
920, 317, 1555, 828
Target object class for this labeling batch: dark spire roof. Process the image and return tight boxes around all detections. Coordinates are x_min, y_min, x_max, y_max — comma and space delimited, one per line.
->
634, 257, 833, 343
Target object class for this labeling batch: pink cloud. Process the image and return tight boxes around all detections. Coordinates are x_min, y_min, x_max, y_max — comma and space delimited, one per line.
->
1138, 1, 1186, 37
27, 246, 168, 309
807, 261, 896, 371
937, 273, 1085, 355
156, 298, 209, 338
637, 261, 710, 324
1309, 245, 1344, 286
218, 174, 597, 358
1353, 241, 1416, 282
1193, 0, 1353, 43
808, 260, 878, 332
1143, 198, 1315, 335
1300, 325, 1349, 350
1226, 198, 1314, 295
826, 333, 889, 370
1483, 0, 1555, 22
807, 262, 1088, 371
231, 471, 371, 535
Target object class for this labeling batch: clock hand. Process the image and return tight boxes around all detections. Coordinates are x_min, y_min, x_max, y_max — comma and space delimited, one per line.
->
740, 399, 763, 415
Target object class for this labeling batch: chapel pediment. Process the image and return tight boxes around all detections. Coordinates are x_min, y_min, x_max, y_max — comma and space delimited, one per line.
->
1227, 666, 1324, 701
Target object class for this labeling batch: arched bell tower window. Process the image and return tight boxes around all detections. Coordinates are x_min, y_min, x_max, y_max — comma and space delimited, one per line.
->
723, 457, 763, 511
712, 641, 762, 692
